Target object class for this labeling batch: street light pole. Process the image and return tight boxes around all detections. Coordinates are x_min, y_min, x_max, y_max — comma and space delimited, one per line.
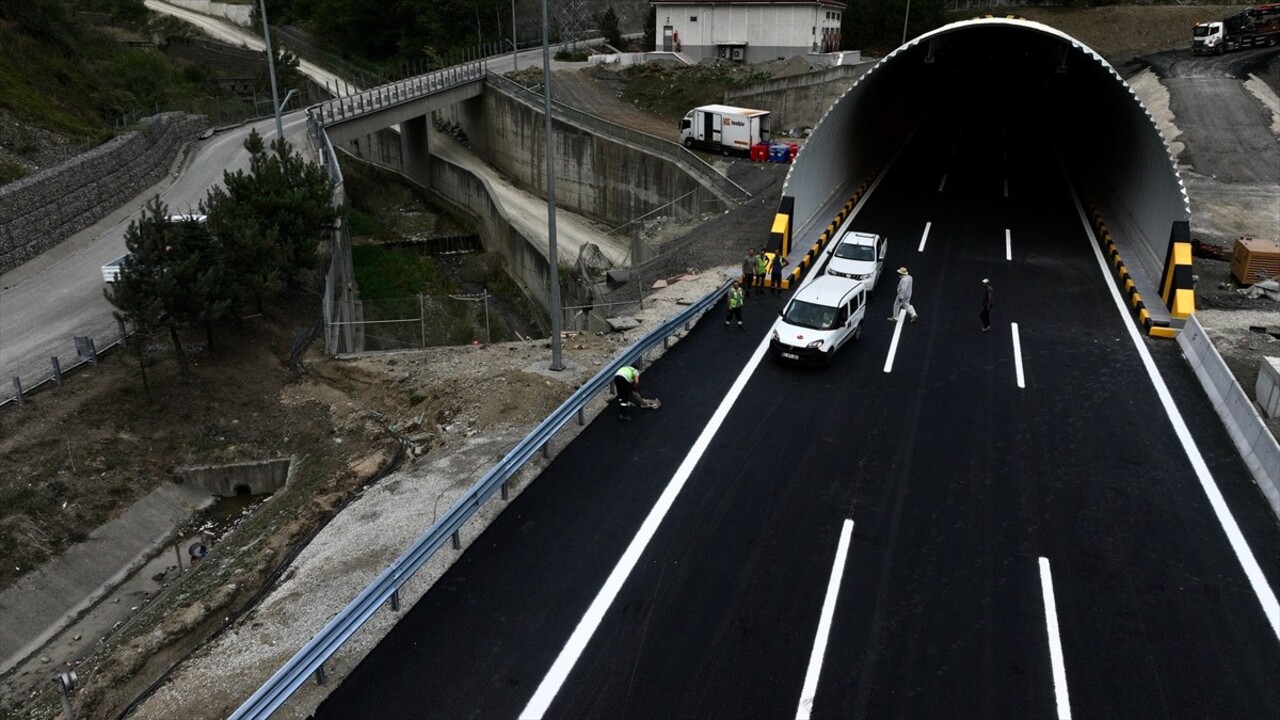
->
258, 0, 284, 141
512, 0, 519, 71
541, 0, 564, 371
901, 0, 912, 46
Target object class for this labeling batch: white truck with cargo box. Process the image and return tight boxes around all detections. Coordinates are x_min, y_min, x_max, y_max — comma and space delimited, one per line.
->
769, 275, 867, 364
679, 104, 770, 156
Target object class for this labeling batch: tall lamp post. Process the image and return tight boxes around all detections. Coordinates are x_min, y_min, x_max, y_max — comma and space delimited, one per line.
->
541, 0, 564, 370
511, 0, 519, 71
901, 0, 912, 46
258, 0, 284, 141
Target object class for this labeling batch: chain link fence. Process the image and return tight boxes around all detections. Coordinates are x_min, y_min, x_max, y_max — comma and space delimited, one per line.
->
353, 292, 506, 351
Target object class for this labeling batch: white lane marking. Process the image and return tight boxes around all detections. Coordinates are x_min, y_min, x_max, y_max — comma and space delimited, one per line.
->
1039, 557, 1073, 720
883, 308, 906, 373
795, 519, 855, 720
917, 221, 932, 253
520, 337, 774, 719
1005, 228, 1013, 261
951, 143, 958, 157
1004, 178, 1009, 198
1063, 174, 1280, 641
938, 173, 948, 192
1011, 322, 1025, 389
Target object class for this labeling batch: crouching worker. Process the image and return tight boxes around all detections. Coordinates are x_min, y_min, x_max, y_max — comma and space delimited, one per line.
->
614, 365, 643, 420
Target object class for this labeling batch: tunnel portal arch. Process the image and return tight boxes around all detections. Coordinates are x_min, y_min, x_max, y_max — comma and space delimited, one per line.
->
784, 17, 1191, 287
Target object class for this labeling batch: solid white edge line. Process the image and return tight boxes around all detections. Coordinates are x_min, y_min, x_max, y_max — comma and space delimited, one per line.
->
1004, 178, 1009, 198
796, 519, 855, 720
1005, 228, 1013, 261
917, 221, 932, 253
1011, 322, 1025, 389
1063, 175, 1280, 641
1039, 557, 1073, 720
938, 173, 948, 192
520, 337, 774, 719
883, 308, 905, 373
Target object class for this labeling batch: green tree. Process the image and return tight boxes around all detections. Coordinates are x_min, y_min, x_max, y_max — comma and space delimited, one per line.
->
600, 6, 623, 49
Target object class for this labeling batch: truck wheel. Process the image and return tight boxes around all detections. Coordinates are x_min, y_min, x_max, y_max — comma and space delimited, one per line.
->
683, 137, 694, 149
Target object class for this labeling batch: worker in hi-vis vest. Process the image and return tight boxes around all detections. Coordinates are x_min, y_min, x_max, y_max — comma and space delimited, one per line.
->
614, 366, 642, 420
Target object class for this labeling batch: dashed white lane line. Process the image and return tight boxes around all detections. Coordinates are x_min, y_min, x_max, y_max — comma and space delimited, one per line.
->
883, 309, 906, 373
1004, 178, 1009, 198
519, 336, 774, 719
938, 173, 948, 192
1039, 557, 1073, 720
1011, 322, 1025, 389
917, 221, 932, 253
1005, 228, 1013, 261
795, 519, 855, 720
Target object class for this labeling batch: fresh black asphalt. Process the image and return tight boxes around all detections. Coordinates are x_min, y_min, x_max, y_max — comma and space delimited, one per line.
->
312, 111, 1280, 719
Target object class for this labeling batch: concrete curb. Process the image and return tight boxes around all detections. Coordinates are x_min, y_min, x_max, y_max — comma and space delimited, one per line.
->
1177, 314, 1280, 519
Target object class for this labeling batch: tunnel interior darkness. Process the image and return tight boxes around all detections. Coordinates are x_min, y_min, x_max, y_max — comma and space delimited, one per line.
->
785, 18, 1189, 288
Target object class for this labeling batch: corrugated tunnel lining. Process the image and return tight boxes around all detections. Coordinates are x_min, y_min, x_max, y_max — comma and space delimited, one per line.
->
784, 17, 1190, 299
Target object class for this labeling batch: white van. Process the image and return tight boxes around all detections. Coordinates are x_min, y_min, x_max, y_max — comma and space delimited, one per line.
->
769, 275, 868, 364
101, 214, 207, 283
825, 231, 886, 292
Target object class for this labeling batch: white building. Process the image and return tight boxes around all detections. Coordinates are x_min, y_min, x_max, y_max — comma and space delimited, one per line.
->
651, 0, 846, 63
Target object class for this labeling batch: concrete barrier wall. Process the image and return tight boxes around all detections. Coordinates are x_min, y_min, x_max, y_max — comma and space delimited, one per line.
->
1177, 315, 1280, 518
180, 458, 293, 497
162, 0, 253, 27
0, 113, 208, 274
725, 62, 871, 131
479, 90, 712, 230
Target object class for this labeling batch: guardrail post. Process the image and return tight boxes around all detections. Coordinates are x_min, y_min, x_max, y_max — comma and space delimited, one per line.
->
390, 589, 400, 611
117, 316, 127, 344
51, 357, 63, 386
541, 442, 549, 459
315, 662, 326, 685
577, 408, 585, 426
501, 481, 509, 500
663, 337, 669, 350
451, 531, 460, 550
11, 377, 24, 406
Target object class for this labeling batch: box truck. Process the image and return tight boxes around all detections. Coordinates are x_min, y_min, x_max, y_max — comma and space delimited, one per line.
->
679, 104, 770, 156
1192, 4, 1280, 55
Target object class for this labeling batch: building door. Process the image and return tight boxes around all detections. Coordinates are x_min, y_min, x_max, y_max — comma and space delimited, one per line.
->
662, 26, 673, 52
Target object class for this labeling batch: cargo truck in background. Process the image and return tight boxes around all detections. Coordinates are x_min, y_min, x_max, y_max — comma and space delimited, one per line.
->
101, 214, 206, 282
679, 104, 770, 156
1192, 4, 1280, 55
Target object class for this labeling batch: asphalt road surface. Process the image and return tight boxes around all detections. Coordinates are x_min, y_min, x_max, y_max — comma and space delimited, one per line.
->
313, 107, 1280, 718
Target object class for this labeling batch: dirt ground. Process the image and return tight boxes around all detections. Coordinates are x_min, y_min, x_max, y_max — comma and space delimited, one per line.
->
1, 6, 1277, 718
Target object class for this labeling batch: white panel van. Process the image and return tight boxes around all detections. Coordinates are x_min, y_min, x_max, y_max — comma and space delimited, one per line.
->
769, 275, 867, 364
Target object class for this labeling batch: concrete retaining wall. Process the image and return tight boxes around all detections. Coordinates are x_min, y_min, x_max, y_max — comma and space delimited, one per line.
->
478, 90, 713, 230
180, 457, 293, 497
0, 113, 208, 274
162, 0, 253, 27
725, 62, 871, 132
1177, 315, 1280, 519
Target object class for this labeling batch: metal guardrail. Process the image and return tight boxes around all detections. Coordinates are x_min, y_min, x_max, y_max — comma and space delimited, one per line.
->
308, 61, 487, 126
484, 72, 752, 204
229, 276, 732, 719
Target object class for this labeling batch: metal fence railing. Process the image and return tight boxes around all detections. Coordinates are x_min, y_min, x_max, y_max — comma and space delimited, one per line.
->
308, 61, 487, 126
484, 72, 752, 204
229, 276, 731, 719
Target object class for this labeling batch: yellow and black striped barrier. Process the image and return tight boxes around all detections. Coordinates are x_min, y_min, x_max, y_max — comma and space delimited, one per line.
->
1159, 220, 1194, 326
1085, 198, 1180, 339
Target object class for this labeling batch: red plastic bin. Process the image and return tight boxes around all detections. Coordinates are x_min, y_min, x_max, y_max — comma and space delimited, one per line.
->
786, 142, 800, 162
750, 143, 770, 162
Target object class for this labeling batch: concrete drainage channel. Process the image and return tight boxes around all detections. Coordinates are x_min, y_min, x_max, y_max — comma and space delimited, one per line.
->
0, 458, 293, 715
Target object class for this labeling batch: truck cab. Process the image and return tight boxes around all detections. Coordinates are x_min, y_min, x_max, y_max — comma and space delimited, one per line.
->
1192, 21, 1225, 54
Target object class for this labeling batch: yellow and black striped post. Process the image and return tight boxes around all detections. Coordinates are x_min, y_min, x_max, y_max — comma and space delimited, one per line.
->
1160, 220, 1195, 320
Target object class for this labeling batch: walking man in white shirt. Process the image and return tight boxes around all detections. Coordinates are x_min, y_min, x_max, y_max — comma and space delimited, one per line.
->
889, 266, 919, 323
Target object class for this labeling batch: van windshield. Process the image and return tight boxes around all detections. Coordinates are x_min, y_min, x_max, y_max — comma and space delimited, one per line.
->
834, 242, 875, 261
783, 299, 838, 330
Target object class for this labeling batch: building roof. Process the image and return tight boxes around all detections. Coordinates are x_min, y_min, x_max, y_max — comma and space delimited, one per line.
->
652, 0, 846, 8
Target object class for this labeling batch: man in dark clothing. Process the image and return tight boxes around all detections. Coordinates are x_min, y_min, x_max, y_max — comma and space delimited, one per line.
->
614, 365, 642, 420
981, 278, 994, 331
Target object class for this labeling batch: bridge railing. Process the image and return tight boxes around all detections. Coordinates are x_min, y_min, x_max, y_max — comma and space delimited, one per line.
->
228, 276, 732, 719
308, 60, 487, 126
484, 72, 752, 204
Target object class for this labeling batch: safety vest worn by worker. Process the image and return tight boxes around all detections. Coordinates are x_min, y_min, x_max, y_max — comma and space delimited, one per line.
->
728, 287, 743, 309
754, 254, 768, 274
616, 366, 639, 383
